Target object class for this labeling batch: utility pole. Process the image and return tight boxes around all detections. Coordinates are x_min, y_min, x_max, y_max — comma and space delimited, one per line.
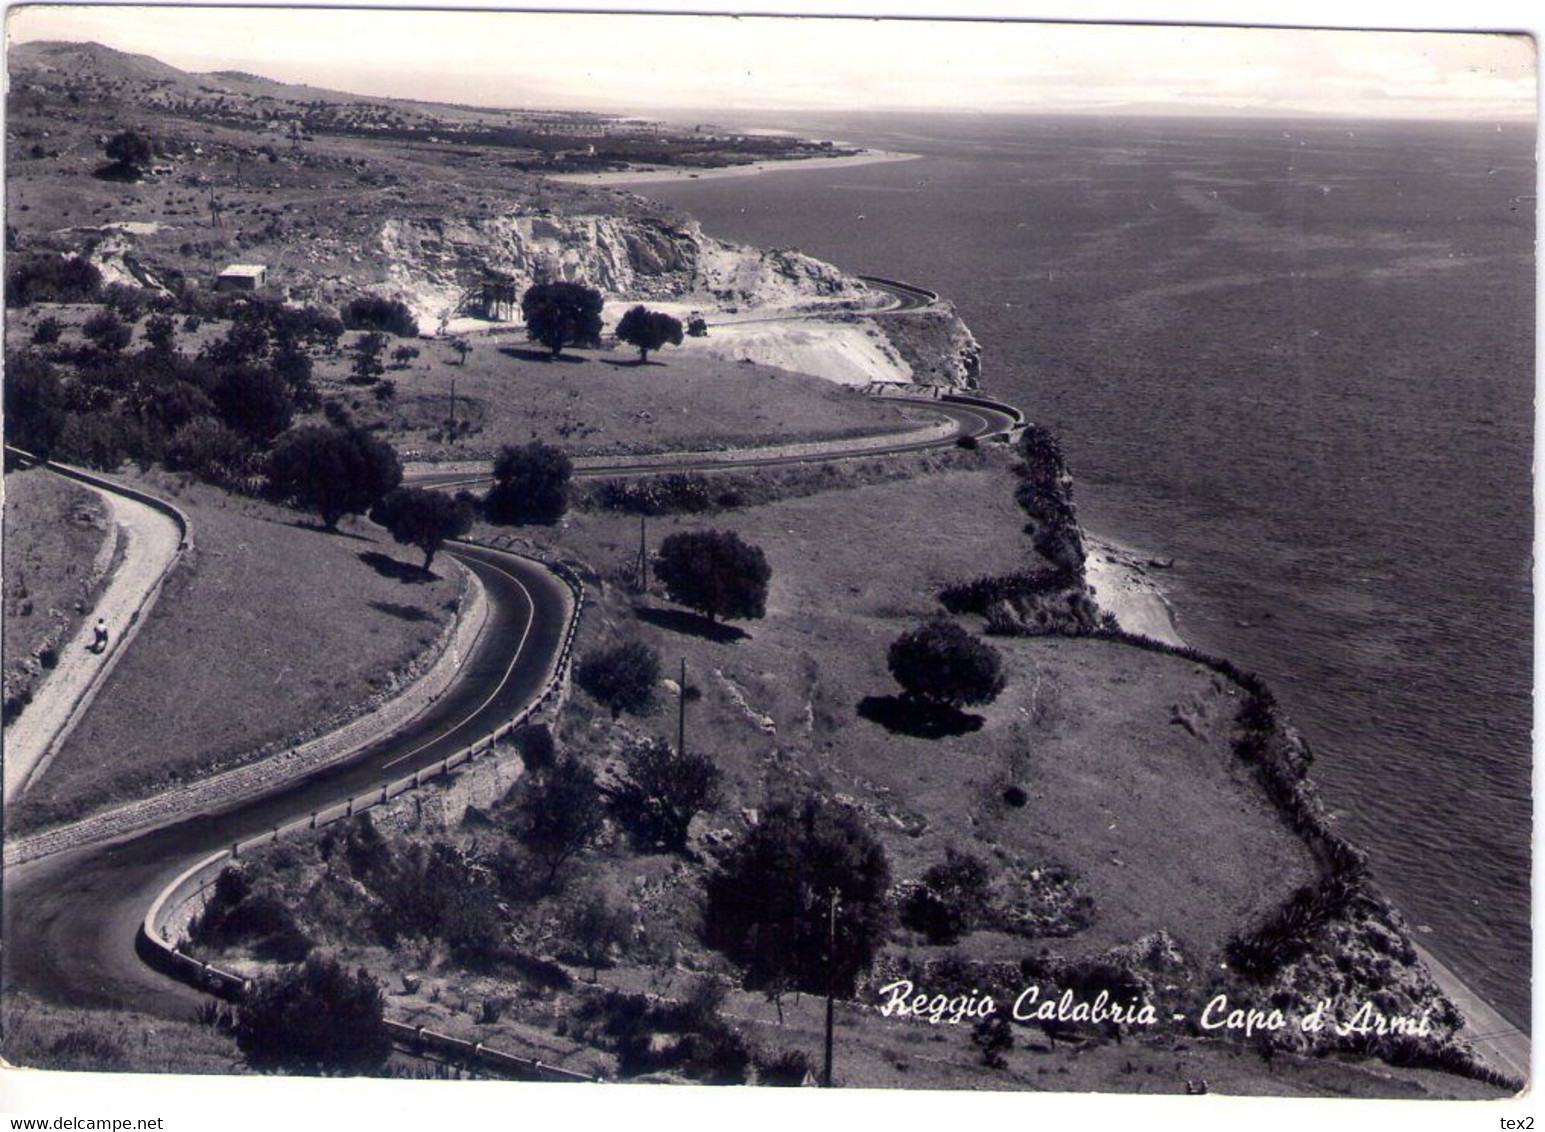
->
677, 657, 687, 756
823, 887, 838, 1088
448, 375, 457, 440
634, 514, 648, 593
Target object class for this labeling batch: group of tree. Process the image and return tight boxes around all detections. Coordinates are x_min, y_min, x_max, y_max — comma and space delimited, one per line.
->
519, 282, 683, 363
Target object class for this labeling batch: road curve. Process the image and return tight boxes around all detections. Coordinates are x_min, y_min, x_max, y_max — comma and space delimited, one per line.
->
409, 398, 1019, 493
2, 543, 569, 1016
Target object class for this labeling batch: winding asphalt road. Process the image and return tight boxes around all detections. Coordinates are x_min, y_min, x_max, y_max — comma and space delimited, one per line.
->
3, 395, 1014, 1020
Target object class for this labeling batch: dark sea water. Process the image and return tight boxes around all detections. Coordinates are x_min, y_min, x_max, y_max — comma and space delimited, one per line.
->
636, 112, 1536, 1029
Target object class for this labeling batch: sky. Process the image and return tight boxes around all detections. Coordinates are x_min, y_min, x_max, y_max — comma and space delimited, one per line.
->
4, 2, 1539, 119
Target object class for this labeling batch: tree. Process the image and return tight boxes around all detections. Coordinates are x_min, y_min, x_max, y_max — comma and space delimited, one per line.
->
576, 640, 661, 719
607, 736, 722, 854
390, 344, 420, 369
350, 331, 387, 384
521, 281, 603, 357
511, 755, 605, 892
653, 529, 771, 624
369, 486, 473, 572
451, 339, 472, 366
235, 954, 391, 1076
209, 364, 293, 443
562, 889, 634, 981
3, 349, 66, 456
703, 796, 891, 998
82, 309, 131, 354
267, 424, 402, 530
31, 316, 64, 346
484, 441, 572, 525
887, 618, 1005, 709
615, 305, 684, 364
103, 130, 153, 179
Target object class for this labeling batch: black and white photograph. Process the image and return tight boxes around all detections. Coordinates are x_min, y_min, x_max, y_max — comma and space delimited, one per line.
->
0, 0, 1535, 1120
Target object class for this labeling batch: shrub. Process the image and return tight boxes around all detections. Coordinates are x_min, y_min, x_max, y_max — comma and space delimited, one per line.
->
593, 473, 716, 516
756, 1047, 814, 1086
31, 316, 64, 345
2, 349, 66, 456
514, 723, 556, 771
484, 441, 572, 525
5, 255, 101, 306
235, 955, 391, 1075
653, 528, 771, 623
576, 640, 661, 719
902, 849, 993, 944
888, 618, 1005, 708
55, 411, 142, 470
607, 736, 722, 854
342, 294, 419, 338
82, 309, 131, 354
165, 417, 254, 485
209, 364, 294, 443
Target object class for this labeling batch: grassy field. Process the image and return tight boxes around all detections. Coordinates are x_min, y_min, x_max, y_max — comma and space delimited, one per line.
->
2, 467, 114, 718
1, 993, 239, 1075
12, 472, 464, 832
318, 330, 919, 462
532, 465, 1315, 962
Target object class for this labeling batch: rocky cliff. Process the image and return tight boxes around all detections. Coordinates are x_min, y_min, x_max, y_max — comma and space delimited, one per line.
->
376, 210, 868, 330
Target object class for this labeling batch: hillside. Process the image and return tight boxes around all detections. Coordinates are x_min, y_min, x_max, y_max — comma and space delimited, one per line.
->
6, 41, 915, 351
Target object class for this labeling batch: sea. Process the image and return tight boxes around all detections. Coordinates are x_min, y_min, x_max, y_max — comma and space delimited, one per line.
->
633, 111, 1536, 1030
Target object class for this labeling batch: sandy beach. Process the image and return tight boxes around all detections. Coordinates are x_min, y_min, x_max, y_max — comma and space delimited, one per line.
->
544, 148, 921, 187
1085, 535, 1185, 647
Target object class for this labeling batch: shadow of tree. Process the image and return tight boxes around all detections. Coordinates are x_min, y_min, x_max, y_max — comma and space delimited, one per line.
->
600, 357, 662, 368
284, 518, 373, 542
634, 604, 749, 643
358, 551, 436, 585
498, 346, 587, 364
857, 695, 984, 739
368, 600, 436, 622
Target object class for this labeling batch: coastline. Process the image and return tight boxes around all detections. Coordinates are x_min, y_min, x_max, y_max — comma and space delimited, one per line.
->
543, 148, 921, 186
1084, 533, 1185, 647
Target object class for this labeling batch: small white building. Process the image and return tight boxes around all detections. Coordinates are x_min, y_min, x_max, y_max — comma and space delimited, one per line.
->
215, 263, 268, 292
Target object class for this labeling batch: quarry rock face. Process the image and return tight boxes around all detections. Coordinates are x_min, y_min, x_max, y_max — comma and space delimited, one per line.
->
376, 211, 868, 328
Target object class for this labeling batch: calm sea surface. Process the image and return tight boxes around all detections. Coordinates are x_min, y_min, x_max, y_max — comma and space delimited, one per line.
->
636, 112, 1536, 1028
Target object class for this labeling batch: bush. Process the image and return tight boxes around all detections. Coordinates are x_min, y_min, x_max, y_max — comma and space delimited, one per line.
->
939, 566, 1075, 616
756, 1047, 814, 1086
235, 955, 391, 1075
82, 308, 132, 354
576, 640, 661, 719
6, 255, 101, 307
653, 528, 771, 623
484, 441, 572, 525
888, 619, 1006, 708
902, 849, 993, 944
3, 349, 66, 456
607, 736, 722, 854
31, 316, 64, 345
165, 417, 255, 486
342, 294, 419, 338
209, 364, 293, 443
55, 411, 143, 470
594, 473, 716, 516
514, 723, 556, 771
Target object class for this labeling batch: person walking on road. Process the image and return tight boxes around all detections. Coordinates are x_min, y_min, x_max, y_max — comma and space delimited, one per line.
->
90, 618, 109, 654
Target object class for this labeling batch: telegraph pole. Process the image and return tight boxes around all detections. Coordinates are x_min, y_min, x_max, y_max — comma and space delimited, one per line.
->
634, 515, 648, 592
677, 657, 687, 756
823, 887, 838, 1088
